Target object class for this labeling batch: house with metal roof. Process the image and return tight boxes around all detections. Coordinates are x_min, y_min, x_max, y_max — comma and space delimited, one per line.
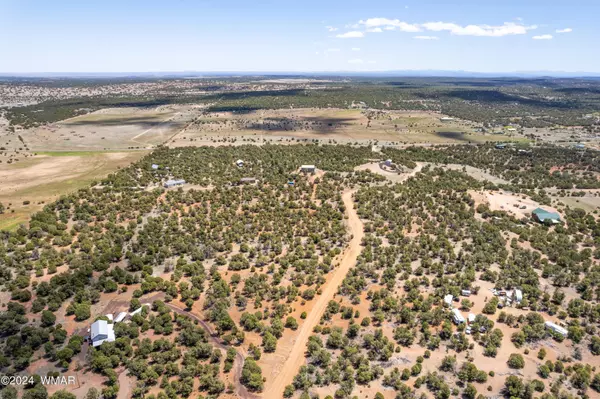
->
164, 179, 186, 189
90, 320, 115, 347
300, 165, 316, 173
532, 208, 561, 224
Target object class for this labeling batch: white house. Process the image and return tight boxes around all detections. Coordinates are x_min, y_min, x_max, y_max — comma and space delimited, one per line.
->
444, 294, 454, 307
300, 165, 316, 173
468, 313, 476, 324
545, 321, 568, 337
90, 320, 115, 347
452, 308, 465, 324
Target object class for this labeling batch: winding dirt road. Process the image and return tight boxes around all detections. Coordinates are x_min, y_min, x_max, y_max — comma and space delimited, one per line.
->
263, 189, 364, 397
164, 303, 257, 399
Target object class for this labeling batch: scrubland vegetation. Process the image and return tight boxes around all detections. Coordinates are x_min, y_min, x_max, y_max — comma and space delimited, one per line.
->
0, 140, 599, 399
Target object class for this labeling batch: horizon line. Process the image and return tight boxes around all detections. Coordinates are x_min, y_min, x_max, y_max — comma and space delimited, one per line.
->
2, 69, 600, 78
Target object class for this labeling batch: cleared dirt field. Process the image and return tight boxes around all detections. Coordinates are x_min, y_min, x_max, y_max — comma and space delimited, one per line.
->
168, 108, 514, 147
470, 189, 561, 219
0, 151, 146, 230
20, 105, 200, 151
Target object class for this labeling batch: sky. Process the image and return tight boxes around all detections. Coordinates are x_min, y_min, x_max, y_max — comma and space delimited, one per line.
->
0, 0, 599, 74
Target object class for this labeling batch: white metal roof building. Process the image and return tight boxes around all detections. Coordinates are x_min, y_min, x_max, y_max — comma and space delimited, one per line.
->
300, 165, 316, 173
130, 304, 148, 317
452, 308, 465, 324
468, 313, 476, 323
164, 179, 186, 188
91, 320, 115, 347
545, 321, 568, 337
114, 312, 128, 323
514, 289, 523, 303
444, 294, 453, 307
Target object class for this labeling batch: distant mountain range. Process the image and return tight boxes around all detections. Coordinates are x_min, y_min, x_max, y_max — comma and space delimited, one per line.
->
1, 70, 600, 79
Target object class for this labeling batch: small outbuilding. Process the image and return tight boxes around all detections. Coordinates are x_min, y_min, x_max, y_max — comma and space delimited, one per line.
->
440, 117, 454, 122
114, 312, 128, 323
452, 308, 465, 324
90, 320, 115, 347
468, 313, 476, 324
532, 208, 561, 224
236, 159, 244, 167
300, 165, 316, 173
444, 294, 454, 307
239, 177, 257, 184
495, 143, 507, 149
545, 321, 568, 337
130, 305, 148, 317
151, 164, 159, 170
461, 289, 471, 297
514, 289, 523, 304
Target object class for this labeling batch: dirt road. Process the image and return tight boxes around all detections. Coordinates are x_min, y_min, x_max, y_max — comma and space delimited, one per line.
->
263, 189, 364, 397
163, 303, 257, 399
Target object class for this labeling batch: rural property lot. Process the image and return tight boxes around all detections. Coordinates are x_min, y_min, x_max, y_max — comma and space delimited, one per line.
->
20, 105, 199, 151
0, 151, 146, 230
168, 108, 516, 147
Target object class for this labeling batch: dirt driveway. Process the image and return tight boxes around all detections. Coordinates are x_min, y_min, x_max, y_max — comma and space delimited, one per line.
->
263, 189, 365, 397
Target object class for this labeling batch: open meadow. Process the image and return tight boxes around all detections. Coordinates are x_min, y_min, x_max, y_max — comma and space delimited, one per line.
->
0, 151, 146, 230
168, 108, 525, 147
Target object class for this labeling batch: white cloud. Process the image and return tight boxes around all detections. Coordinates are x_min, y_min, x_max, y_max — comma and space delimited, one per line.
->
421, 21, 536, 36
367, 60, 377, 64
532, 34, 553, 40
335, 30, 365, 39
556, 28, 572, 33
326, 48, 340, 52
336, 31, 365, 38
353, 18, 536, 37
359, 18, 421, 32
352, 47, 361, 51
414, 35, 439, 40
326, 26, 338, 32
348, 59, 364, 64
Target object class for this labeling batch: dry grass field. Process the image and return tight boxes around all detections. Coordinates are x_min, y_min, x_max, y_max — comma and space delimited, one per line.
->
0, 151, 147, 230
168, 108, 525, 147
20, 105, 200, 151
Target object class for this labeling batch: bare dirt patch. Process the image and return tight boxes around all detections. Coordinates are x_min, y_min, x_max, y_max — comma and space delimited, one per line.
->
469, 189, 561, 220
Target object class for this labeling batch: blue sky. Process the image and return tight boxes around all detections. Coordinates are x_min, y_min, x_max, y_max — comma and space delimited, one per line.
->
0, 0, 598, 73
